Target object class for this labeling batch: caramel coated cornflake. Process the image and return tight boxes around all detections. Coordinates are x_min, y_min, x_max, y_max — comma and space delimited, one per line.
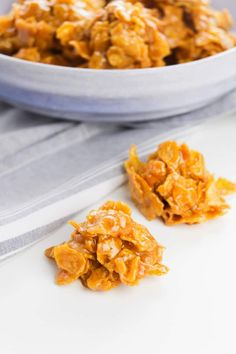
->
0, 0, 235, 68
45, 201, 168, 291
152, 0, 236, 63
125, 141, 236, 225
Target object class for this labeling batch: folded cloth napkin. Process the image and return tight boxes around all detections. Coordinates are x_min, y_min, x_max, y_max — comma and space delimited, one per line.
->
1, 89, 236, 260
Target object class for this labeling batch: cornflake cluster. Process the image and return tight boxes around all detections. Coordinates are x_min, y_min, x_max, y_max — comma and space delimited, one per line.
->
0, 0, 235, 68
125, 141, 236, 225
45, 201, 168, 291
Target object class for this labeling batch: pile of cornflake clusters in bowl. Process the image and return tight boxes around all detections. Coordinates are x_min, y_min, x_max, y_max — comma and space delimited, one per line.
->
0, 0, 235, 68
125, 141, 236, 225
45, 201, 168, 291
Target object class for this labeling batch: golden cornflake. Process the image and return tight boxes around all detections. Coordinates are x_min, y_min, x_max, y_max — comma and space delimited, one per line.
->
45, 201, 168, 291
125, 141, 236, 225
0, 0, 235, 68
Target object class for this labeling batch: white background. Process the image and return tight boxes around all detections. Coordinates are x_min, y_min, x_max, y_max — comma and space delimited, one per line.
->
0, 114, 236, 354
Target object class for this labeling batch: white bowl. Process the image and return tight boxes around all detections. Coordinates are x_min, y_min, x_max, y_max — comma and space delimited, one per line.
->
0, 0, 236, 122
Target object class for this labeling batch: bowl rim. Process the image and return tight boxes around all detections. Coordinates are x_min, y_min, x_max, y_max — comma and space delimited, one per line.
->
1, 47, 236, 76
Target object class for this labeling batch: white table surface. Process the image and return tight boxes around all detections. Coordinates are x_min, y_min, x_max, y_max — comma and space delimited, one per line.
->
0, 114, 236, 354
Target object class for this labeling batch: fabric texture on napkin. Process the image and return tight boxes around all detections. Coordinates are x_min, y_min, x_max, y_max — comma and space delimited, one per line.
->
1, 89, 236, 260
